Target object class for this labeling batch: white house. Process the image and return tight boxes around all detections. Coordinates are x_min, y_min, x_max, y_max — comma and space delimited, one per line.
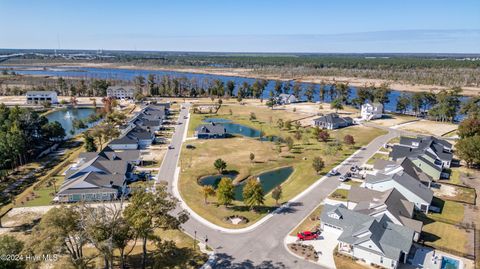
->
26, 91, 58, 104
363, 171, 433, 212
361, 101, 383, 120
277, 93, 298, 104
321, 204, 414, 269
107, 86, 137, 99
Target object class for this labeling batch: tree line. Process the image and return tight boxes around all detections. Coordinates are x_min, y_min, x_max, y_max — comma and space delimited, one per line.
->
0, 187, 202, 269
456, 96, 480, 168
0, 105, 66, 173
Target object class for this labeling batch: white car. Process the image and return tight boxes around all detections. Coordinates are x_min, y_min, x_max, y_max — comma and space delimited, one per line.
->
327, 169, 340, 177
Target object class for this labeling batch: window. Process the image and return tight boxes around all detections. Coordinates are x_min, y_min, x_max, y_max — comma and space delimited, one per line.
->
380, 257, 383, 263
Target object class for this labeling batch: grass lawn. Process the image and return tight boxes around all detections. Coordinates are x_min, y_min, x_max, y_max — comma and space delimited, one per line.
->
334, 254, 371, 269
290, 204, 324, 236
388, 136, 401, 144
426, 199, 465, 224
20, 176, 63, 207
421, 221, 469, 256
343, 180, 362, 187
5, 141, 85, 210
436, 184, 476, 205
179, 104, 387, 228
448, 168, 464, 186
328, 189, 349, 201
366, 152, 388, 165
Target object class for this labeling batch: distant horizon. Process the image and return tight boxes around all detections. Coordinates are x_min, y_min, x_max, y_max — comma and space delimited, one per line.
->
1, 1, 479, 53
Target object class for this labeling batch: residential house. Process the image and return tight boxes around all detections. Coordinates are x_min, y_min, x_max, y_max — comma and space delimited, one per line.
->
195, 123, 227, 139
320, 204, 414, 269
389, 136, 453, 179
373, 158, 432, 187
313, 113, 353, 129
109, 126, 155, 150
26, 91, 58, 104
361, 101, 383, 120
56, 155, 132, 202
276, 93, 298, 105
363, 171, 433, 212
347, 186, 423, 241
107, 86, 137, 99
109, 104, 168, 149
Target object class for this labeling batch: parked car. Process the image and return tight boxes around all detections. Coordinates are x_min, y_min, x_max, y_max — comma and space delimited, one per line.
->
186, 144, 195, 149
297, 231, 320, 241
327, 169, 340, 177
350, 165, 361, 172
168, 145, 174, 149
339, 175, 348, 182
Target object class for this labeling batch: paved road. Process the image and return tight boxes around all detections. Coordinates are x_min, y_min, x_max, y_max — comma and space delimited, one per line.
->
157, 103, 400, 268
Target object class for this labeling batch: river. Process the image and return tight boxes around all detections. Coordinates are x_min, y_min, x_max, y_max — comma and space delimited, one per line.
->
1, 65, 469, 117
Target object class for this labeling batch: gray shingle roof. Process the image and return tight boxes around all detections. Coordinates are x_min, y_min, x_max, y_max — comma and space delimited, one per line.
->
321, 204, 414, 261
195, 123, 227, 135
109, 135, 138, 145
366, 171, 433, 204
348, 186, 422, 233
397, 136, 453, 162
313, 113, 353, 125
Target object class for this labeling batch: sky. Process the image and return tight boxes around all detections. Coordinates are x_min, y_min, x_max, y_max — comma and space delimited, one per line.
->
0, 0, 479, 53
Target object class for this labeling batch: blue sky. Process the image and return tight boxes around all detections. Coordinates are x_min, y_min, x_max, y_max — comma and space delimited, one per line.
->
1, 0, 479, 53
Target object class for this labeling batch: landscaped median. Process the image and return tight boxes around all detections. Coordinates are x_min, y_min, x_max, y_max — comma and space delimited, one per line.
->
178, 104, 388, 229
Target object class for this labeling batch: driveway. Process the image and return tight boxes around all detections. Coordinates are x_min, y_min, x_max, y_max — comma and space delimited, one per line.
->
285, 230, 340, 269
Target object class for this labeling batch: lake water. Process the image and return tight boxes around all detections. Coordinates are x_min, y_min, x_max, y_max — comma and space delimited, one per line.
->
199, 166, 293, 201
202, 118, 278, 141
45, 107, 97, 135
203, 118, 262, 138
1, 65, 469, 117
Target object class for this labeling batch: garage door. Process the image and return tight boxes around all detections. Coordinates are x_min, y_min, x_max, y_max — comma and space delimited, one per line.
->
322, 224, 343, 235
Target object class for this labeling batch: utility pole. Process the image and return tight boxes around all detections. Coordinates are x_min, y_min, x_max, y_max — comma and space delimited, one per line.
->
193, 230, 197, 250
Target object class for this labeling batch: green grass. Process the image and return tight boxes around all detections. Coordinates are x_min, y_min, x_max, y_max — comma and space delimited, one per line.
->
421, 221, 469, 255
448, 168, 463, 186
388, 136, 401, 144
343, 180, 362, 187
366, 152, 389, 165
427, 199, 465, 224
290, 204, 324, 236
20, 176, 63, 207
328, 189, 349, 201
179, 104, 387, 228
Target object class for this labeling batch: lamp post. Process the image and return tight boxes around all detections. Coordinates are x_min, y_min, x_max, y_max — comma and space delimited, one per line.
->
194, 230, 197, 250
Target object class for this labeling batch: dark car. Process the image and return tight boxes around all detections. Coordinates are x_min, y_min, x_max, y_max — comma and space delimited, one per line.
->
297, 231, 320, 241
186, 144, 196, 149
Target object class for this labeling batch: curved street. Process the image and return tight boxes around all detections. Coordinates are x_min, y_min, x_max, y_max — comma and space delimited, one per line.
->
157, 103, 400, 269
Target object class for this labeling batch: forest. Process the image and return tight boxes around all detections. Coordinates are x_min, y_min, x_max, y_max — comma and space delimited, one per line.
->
0, 105, 65, 172
3, 50, 480, 87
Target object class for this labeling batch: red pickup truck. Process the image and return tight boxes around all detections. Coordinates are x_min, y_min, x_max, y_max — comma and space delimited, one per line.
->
297, 231, 320, 241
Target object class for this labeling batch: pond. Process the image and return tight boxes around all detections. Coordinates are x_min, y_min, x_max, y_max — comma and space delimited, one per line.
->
45, 107, 98, 136
198, 166, 294, 201
203, 118, 278, 141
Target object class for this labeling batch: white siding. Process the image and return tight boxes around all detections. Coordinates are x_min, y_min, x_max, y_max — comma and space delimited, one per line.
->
353, 247, 397, 269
